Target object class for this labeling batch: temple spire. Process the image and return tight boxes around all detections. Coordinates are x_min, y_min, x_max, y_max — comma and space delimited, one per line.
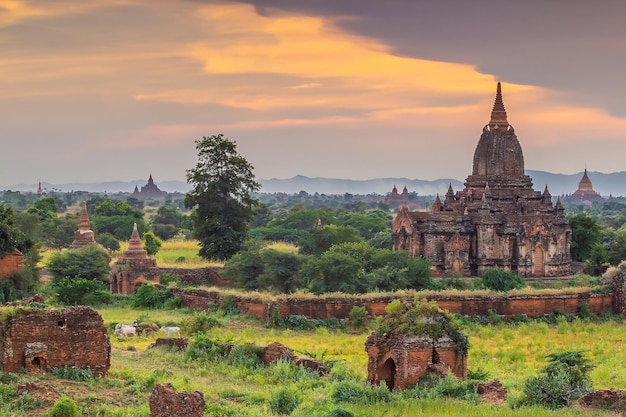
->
489, 82, 508, 127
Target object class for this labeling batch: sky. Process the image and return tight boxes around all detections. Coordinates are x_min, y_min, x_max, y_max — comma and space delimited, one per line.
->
2, 0, 626, 187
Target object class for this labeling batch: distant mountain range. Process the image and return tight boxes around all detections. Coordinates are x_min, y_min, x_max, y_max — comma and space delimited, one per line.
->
2, 170, 625, 197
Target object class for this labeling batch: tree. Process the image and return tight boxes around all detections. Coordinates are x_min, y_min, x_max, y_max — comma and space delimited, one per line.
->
142, 231, 162, 256
298, 224, 364, 256
0, 204, 32, 256
185, 134, 260, 260
47, 245, 111, 284
569, 214, 601, 262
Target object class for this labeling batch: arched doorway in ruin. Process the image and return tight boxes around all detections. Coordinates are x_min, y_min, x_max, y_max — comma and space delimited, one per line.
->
377, 357, 396, 391
533, 245, 544, 277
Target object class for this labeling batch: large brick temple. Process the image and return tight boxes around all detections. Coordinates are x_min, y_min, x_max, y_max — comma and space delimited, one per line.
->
392, 83, 572, 277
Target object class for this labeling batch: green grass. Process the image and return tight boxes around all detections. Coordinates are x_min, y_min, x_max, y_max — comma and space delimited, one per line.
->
95, 306, 626, 416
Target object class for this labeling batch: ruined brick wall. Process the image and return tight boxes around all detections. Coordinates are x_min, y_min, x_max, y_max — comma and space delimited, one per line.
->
149, 383, 205, 417
175, 287, 614, 320
0, 249, 23, 278
365, 334, 466, 391
157, 267, 233, 287
0, 306, 110, 376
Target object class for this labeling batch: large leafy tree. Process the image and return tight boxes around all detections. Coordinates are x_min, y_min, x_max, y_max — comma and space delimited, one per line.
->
569, 214, 601, 262
185, 134, 260, 260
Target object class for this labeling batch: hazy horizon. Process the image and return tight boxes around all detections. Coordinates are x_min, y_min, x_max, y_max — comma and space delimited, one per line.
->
2, 1, 625, 185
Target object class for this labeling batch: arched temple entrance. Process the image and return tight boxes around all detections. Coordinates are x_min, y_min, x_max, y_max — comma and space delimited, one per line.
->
377, 357, 396, 391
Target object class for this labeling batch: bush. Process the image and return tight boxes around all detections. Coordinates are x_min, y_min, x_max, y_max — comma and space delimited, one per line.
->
50, 365, 93, 381
269, 387, 300, 415
47, 396, 79, 417
522, 351, 593, 409
131, 284, 170, 309
478, 269, 525, 292
47, 245, 111, 284
218, 294, 240, 316
185, 334, 226, 362
180, 311, 222, 335
97, 232, 120, 251
54, 277, 111, 306
143, 231, 162, 256
349, 306, 368, 329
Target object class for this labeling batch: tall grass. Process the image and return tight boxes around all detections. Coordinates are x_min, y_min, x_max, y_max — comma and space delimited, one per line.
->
105, 308, 625, 416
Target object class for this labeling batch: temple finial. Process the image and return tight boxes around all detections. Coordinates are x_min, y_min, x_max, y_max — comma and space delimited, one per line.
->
489, 82, 508, 127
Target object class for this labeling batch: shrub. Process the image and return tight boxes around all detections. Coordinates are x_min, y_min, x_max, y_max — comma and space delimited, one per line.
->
285, 315, 315, 330
50, 365, 93, 382
131, 284, 170, 309
143, 231, 162, 256
331, 381, 367, 404
185, 334, 226, 362
478, 269, 525, 292
54, 277, 111, 306
349, 306, 368, 329
47, 245, 111, 284
269, 387, 300, 415
522, 351, 593, 409
218, 294, 240, 316
180, 311, 222, 335
47, 396, 79, 417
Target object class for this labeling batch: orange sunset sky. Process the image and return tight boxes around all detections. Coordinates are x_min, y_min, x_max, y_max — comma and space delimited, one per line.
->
1, 0, 625, 187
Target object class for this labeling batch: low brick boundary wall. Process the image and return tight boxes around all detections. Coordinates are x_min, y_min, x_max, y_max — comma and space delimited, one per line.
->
170, 288, 614, 320
157, 267, 234, 287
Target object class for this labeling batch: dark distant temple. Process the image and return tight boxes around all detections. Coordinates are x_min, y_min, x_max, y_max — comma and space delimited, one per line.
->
562, 169, 604, 205
130, 174, 167, 201
392, 83, 572, 277
384, 185, 422, 209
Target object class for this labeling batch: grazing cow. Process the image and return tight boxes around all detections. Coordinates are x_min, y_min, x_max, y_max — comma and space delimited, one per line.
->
161, 326, 181, 338
114, 323, 137, 337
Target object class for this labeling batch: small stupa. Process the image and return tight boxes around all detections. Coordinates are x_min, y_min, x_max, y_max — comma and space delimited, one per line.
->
69, 202, 96, 249
109, 223, 158, 294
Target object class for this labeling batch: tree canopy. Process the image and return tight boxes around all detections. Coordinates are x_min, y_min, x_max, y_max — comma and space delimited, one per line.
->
185, 134, 260, 260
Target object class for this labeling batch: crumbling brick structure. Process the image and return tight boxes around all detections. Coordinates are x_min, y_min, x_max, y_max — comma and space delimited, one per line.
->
0, 305, 110, 375
110, 223, 159, 294
365, 300, 467, 391
392, 83, 572, 277
149, 383, 205, 417
0, 249, 23, 278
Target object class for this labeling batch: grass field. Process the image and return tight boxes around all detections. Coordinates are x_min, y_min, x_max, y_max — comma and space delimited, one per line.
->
91, 305, 626, 416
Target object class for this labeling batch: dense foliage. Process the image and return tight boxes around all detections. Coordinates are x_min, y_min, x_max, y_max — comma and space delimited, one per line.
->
478, 269, 525, 292
375, 299, 469, 355
522, 351, 593, 409
185, 134, 260, 260
46, 245, 111, 284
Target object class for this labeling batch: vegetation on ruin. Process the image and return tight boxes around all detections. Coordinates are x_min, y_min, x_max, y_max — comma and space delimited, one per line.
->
373, 298, 469, 354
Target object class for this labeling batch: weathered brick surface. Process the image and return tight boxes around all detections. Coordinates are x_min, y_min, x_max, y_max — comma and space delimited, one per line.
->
149, 383, 205, 417
151, 338, 189, 351
260, 342, 329, 375
176, 287, 614, 320
0, 249, 23, 278
365, 333, 467, 391
578, 389, 626, 413
0, 306, 110, 376
158, 267, 233, 287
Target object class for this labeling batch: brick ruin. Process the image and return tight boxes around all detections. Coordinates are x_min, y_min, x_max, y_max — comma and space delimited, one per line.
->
0, 305, 110, 376
110, 223, 159, 294
392, 83, 572, 277
365, 301, 467, 391
0, 248, 23, 279
149, 383, 205, 417
69, 201, 97, 249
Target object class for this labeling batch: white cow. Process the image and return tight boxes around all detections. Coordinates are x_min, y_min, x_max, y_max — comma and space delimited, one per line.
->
161, 326, 181, 338
114, 323, 137, 337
